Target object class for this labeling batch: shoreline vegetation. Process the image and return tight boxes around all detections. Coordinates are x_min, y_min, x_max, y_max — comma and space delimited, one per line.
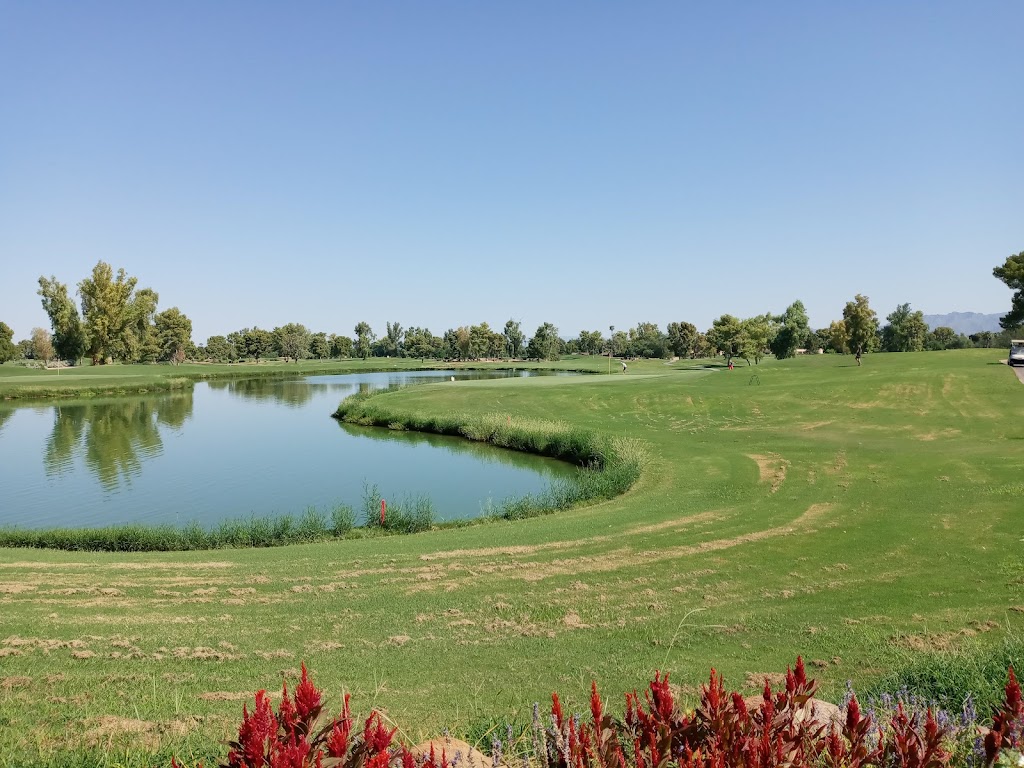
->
0, 384, 645, 552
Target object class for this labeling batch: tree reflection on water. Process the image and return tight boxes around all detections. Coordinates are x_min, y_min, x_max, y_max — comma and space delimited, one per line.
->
44, 391, 194, 489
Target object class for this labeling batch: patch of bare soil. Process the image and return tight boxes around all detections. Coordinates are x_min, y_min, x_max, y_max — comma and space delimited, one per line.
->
826, 451, 848, 476
408, 503, 835, 590
419, 536, 610, 561
1, 676, 32, 690
799, 421, 834, 430
198, 691, 260, 702
0, 583, 37, 594
629, 510, 726, 535
562, 612, 590, 629
747, 454, 789, 493
895, 621, 1000, 652
80, 715, 193, 750
744, 672, 786, 689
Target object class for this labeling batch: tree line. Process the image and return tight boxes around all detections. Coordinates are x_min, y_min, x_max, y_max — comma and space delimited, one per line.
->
0, 261, 194, 366
2, 252, 1022, 366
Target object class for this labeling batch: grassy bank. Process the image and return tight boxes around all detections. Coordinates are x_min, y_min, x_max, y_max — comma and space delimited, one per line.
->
1, 350, 1022, 765
334, 390, 647, 520
0, 358, 435, 401
0, 356, 612, 402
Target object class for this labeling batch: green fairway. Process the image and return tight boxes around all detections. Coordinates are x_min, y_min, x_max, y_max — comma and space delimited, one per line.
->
1, 350, 1022, 765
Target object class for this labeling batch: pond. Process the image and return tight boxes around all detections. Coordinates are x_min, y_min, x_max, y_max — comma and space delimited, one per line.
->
0, 370, 579, 530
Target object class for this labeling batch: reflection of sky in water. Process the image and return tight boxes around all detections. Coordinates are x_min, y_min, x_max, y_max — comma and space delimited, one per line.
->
0, 370, 577, 529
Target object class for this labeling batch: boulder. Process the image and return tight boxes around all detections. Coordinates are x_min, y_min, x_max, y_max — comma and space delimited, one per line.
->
741, 695, 842, 727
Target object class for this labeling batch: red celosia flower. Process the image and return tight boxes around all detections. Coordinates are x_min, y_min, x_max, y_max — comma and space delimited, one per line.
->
278, 682, 298, 736
985, 666, 1023, 766
326, 693, 353, 758
646, 671, 673, 722
552, 692, 565, 730
294, 663, 322, 725
363, 710, 397, 754
229, 689, 277, 768
591, 681, 603, 728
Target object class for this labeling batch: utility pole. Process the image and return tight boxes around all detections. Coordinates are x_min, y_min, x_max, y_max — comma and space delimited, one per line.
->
608, 325, 614, 375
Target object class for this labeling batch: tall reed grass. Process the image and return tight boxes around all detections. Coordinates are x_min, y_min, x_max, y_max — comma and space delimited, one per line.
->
0, 503, 355, 552
863, 635, 1024, 715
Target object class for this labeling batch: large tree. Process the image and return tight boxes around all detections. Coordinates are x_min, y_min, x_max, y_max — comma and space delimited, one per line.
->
468, 322, 488, 359
205, 335, 236, 362
841, 294, 879, 364
378, 322, 404, 358
0, 322, 17, 363
330, 334, 354, 359
404, 327, 439, 359
77, 261, 146, 363
881, 303, 928, 352
503, 319, 524, 359
154, 308, 193, 363
309, 332, 331, 360
526, 322, 561, 361
667, 321, 698, 358
629, 322, 667, 359
274, 323, 311, 361
993, 251, 1024, 330
125, 287, 160, 362
707, 314, 747, 364
741, 314, 776, 364
354, 322, 375, 360
240, 327, 274, 361
37, 276, 88, 363
824, 321, 848, 354
576, 330, 604, 356
770, 301, 810, 359
31, 328, 55, 366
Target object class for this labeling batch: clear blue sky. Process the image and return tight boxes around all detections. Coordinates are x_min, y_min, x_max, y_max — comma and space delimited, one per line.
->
2, 2, 1021, 343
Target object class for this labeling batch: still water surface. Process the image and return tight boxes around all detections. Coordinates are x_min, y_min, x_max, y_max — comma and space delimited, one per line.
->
0, 370, 577, 529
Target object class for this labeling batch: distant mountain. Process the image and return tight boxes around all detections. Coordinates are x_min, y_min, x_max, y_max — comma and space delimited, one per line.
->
922, 312, 1002, 334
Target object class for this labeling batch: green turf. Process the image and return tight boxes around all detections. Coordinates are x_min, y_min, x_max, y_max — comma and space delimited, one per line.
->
1, 349, 1021, 765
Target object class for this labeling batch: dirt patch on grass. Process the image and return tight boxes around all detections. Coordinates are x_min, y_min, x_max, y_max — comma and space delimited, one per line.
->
744, 672, 786, 689
1, 676, 32, 690
629, 510, 726, 535
916, 428, 961, 441
476, 504, 836, 585
198, 691, 259, 702
0, 583, 38, 594
562, 612, 590, 629
80, 715, 192, 750
747, 454, 789, 493
826, 451, 848, 476
419, 536, 610, 562
110, 561, 234, 571
895, 621, 1000, 652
